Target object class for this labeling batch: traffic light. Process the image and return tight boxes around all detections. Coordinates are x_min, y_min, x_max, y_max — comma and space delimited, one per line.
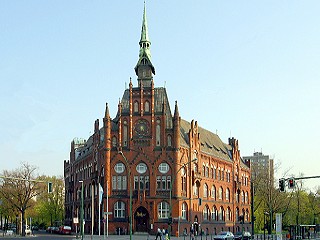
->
279, 178, 285, 192
288, 178, 295, 189
48, 182, 53, 193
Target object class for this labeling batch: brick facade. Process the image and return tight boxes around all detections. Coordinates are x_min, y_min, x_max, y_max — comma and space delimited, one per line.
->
64, 4, 251, 237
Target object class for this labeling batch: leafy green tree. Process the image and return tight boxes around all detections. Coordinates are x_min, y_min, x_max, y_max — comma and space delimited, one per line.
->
32, 176, 65, 227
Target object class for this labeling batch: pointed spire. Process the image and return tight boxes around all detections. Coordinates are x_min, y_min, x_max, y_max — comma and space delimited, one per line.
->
135, 1, 155, 84
140, 1, 150, 43
104, 102, 110, 118
174, 101, 180, 118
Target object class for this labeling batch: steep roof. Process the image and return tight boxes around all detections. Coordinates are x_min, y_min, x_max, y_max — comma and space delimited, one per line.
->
115, 87, 173, 129
180, 119, 233, 162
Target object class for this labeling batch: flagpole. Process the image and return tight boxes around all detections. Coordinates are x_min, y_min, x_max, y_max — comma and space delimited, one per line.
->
98, 182, 103, 236
106, 181, 109, 238
99, 194, 101, 236
92, 184, 94, 237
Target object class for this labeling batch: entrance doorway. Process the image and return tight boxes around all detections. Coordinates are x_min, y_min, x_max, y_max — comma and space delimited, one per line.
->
193, 216, 199, 235
134, 206, 149, 232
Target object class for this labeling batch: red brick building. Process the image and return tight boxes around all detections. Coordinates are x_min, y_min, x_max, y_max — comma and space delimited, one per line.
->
64, 4, 251, 237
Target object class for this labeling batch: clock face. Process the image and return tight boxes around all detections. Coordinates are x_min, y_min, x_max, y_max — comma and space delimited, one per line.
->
134, 119, 150, 137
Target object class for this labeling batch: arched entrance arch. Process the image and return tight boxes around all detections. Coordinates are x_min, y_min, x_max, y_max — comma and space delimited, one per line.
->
134, 206, 149, 232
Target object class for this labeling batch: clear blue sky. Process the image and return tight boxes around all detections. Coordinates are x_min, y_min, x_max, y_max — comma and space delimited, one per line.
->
1, 1, 319, 190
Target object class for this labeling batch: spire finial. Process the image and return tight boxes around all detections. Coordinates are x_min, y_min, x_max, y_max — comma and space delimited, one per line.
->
141, 0, 150, 43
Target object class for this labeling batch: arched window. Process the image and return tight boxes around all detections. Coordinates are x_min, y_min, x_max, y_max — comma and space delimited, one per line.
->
203, 184, 208, 198
211, 206, 218, 221
134, 101, 139, 113
203, 205, 210, 221
241, 191, 245, 203
245, 209, 250, 221
158, 201, 169, 219
181, 167, 187, 192
181, 202, 187, 220
245, 191, 248, 203
211, 185, 216, 200
114, 201, 125, 218
219, 187, 223, 200
156, 119, 161, 146
236, 190, 240, 203
144, 101, 150, 112
226, 207, 232, 221
219, 206, 225, 221
235, 207, 239, 222
193, 182, 199, 197
226, 188, 230, 202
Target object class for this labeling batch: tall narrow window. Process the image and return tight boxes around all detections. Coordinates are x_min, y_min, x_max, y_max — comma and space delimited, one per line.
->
156, 119, 161, 146
167, 135, 172, 147
219, 187, 223, 200
226, 188, 230, 202
211, 185, 216, 200
134, 101, 139, 113
144, 101, 150, 113
157, 176, 161, 189
203, 205, 210, 221
203, 184, 208, 198
123, 120, 128, 147
181, 202, 187, 220
112, 136, 117, 147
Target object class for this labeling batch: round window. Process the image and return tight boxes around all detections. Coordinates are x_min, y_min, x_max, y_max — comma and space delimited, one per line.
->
114, 162, 125, 174
136, 163, 147, 174
158, 162, 169, 174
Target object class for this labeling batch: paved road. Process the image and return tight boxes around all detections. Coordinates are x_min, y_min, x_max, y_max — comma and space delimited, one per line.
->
0, 231, 191, 240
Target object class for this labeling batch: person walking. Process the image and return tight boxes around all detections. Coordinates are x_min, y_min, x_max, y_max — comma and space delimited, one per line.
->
155, 228, 162, 240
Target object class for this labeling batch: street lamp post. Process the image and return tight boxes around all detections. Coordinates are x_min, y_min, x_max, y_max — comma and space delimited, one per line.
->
79, 180, 84, 240
169, 157, 198, 239
264, 211, 269, 240
119, 151, 132, 240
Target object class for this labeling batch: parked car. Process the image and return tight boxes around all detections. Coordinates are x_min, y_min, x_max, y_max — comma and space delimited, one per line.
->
234, 231, 251, 240
52, 226, 60, 234
214, 231, 235, 240
46, 226, 54, 233
59, 225, 72, 235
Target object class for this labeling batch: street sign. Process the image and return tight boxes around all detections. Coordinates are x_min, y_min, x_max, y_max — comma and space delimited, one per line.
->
73, 217, 79, 224
104, 212, 112, 215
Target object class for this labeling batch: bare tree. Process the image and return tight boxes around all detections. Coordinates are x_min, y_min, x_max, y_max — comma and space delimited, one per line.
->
0, 162, 42, 236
